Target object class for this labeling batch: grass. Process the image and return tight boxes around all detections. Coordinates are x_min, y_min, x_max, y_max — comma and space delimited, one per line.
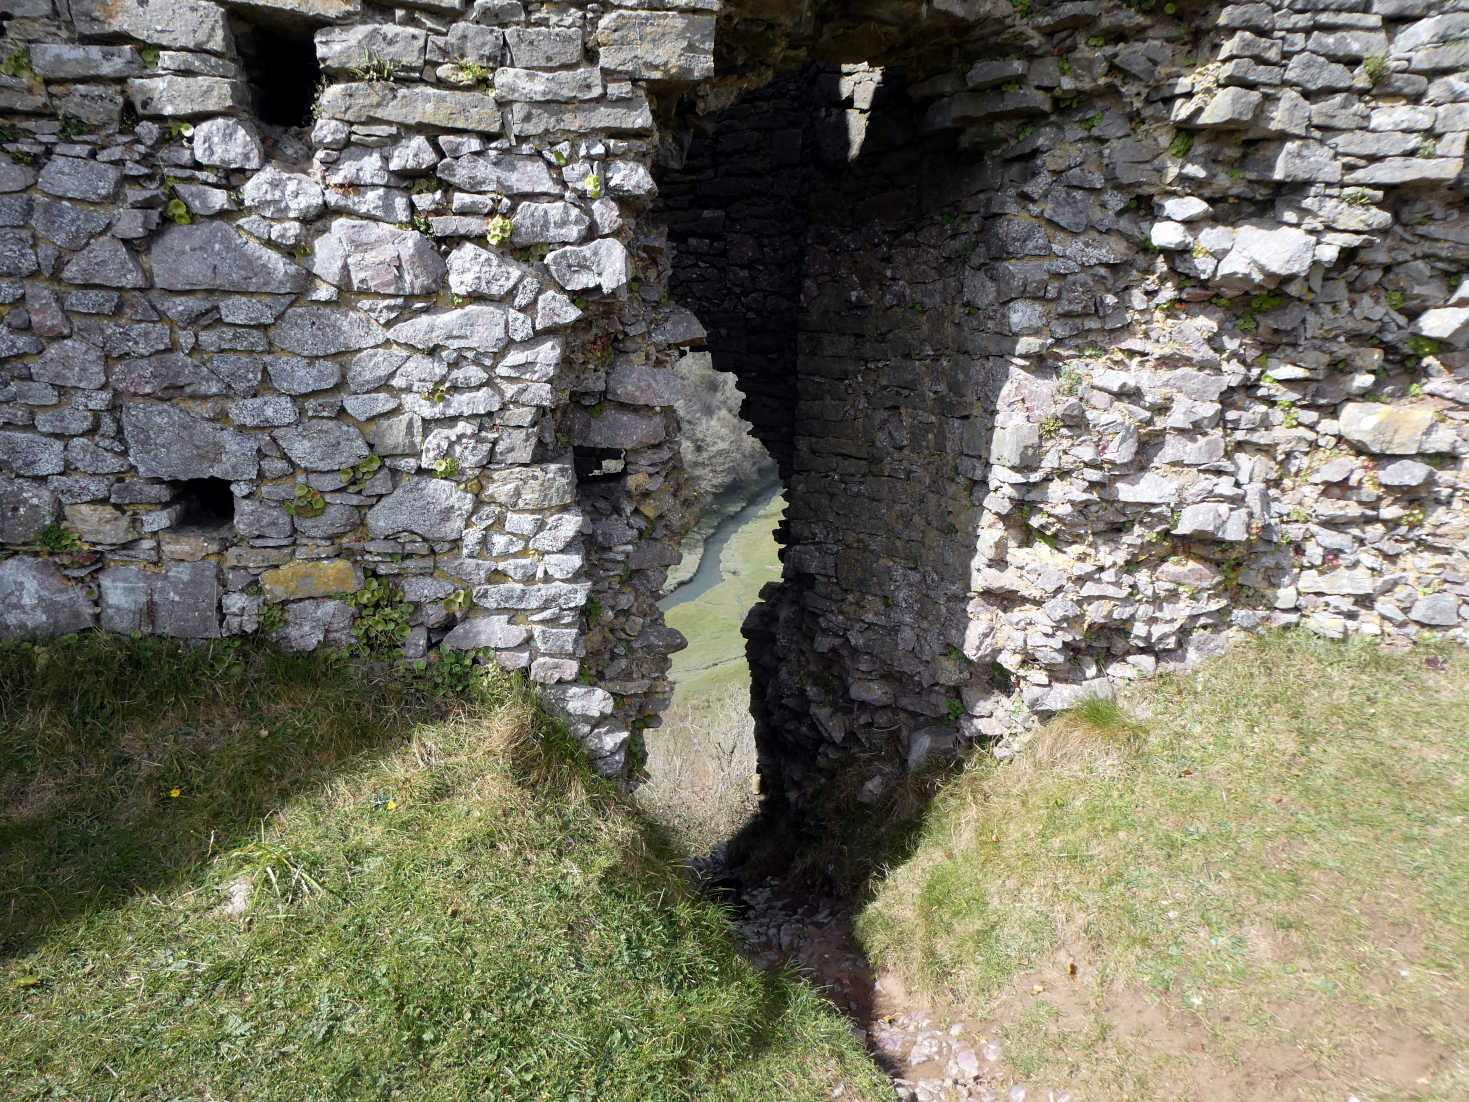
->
0, 633, 887, 1101
856, 631, 1469, 1100
641, 491, 785, 854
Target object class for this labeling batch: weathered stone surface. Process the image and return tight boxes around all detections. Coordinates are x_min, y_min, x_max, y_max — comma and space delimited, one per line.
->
472, 581, 590, 611
1412, 307, 1469, 349
31, 44, 143, 79
122, 401, 259, 480
607, 362, 682, 406
545, 239, 630, 294
1377, 459, 1433, 488
509, 202, 591, 246
267, 357, 340, 395
442, 615, 528, 650
1197, 87, 1261, 127
228, 396, 297, 427
447, 242, 523, 298
1409, 593, 1462, 627
241, 166, 325, 220
37, 156, 121, 203
311, 219, 446, 295
502, 26, 582, 68
32, 339, 106, 388
493, 67, 602, 102
438, 152, 559, 195
389, 305, 509, 352
367, 477, 474, 539
567, 405, 665, 449
234, 497, 292, 538
60, 238, 147, 288
274, 420, 369, 470
100, 562, 219, 638
192, 117, 264, 170
1340, 403, 1458, 454
261, 559, 362, 601
0, 478, 57, 542
70, 0, 231, 53
33, 199, 110, 251
1217, 224, 1316, 288
274, 307, 387, 356
323, 185, 411, 223
0, 557, 95, 640
317, 23, 426, 72
508, 97, 654, 136
151, 222, 308, 293
0, 229, 37, 277
228, 0, 362, 18
127, 77, 247, 118
318, 84, 501, 132
595, 11, 714, 81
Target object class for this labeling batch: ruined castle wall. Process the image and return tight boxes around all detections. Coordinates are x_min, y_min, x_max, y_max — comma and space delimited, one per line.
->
0, 0, 716, 776
2, 0, 1467, 799
661, 0, 1469, 805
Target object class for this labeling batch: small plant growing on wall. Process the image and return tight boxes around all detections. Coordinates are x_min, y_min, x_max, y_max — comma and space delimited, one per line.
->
339, 455, 382, 493
347, 50, 396, 83
257, 602, 287, 633
37, 521, 80, 553
283, 484, 326, 519
584, 172, 603, 199
346, 575, 414, 657
432, 456, 459, 479
486, 215, 513, 248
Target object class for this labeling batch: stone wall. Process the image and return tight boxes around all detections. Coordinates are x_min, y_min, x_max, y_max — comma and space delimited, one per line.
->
2, 0, 1466, 801
0, 0, 718, 777
659, 0, 1469, 807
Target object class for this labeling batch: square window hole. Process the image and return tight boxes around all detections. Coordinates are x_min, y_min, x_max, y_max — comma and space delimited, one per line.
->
232, 16, 323, 128
160, 478, 236, 533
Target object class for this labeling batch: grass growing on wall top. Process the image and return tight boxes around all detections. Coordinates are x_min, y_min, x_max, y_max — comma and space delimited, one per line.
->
856, 631, 1469, 1100
1, 633, 887, 1101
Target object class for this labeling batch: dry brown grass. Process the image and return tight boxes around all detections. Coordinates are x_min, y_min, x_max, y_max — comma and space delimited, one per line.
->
638, 682, 760, 855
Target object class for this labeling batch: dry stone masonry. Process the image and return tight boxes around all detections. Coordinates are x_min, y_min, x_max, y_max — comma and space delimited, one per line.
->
0, 0, 1465, 799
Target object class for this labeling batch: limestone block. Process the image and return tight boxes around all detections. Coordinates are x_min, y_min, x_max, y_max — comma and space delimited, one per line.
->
150, 222, 308, 293
438, 152, 558, 195
509, 201, 591, 246
311, 219, 446, 295
502, 27, 582, 68
595, 11, 714, 81
1150, 221, 1191, 250
126, 77, 247, 118
0, 557, 95, 640
508, 97, 654, 136
101, 562, 220, 638
1283, 53, 1355, 92
471, 582, 591, 611
36, 200, 112, 252
1339, 403, 1459, 454
192, 117, 264, 169
32, 339, 106, 388
1413, 307, 1469, 348
493, 67, 603, 102
446, 242, 523, 299
1394, 12, 1469, 53
388, 305, 510, 352
122, 401, 259, 480
0, 229, 36, 277
1216, 224, 1315, 288
241, 166, 325, 220
389, 136, 438, 174
323, 186, 411, 224
261, 559, 362, 601
60, 238, 147, 288
442, 615, 529, 650
1173, 503, 1249, 541
274, 307, 387, 356
63, 503, 134, 544
0, 478, 57, 542
37, 156, 121, 203
566, 405, 665, 449
1196, 87, 1261, 128
316, 24, 426, 73
228, 397, 297, 427
30, 45, 143, 79
1377, 459, 1433, 487
1409, 593, 1462, 626
274, 420, 369, 470
366, 477, 474, 539
545, 239, 629, 293
70, 0, 232, 54
607, 362, 682, 407
317, 83, 501, 133
1345, 157, 1464, 185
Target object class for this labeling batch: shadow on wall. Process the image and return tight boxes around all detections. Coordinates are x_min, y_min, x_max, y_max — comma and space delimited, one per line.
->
658, 63, 1022, 863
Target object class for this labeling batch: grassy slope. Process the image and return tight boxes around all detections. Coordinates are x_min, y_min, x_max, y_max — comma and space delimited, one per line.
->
857, 632, 1469, 1101
0, 633, 885, 1102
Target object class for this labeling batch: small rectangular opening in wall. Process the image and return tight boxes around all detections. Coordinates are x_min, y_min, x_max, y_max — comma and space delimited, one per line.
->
152, 478, 236, 534
231, 15, 323, 129
574, 446, 626, 482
